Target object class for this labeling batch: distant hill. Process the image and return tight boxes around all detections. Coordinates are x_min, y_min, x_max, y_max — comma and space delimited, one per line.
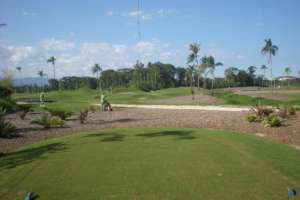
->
13, 77, 49, 86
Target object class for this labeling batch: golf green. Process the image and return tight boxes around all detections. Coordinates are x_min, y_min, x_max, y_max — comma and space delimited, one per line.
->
1, 128, 300, 200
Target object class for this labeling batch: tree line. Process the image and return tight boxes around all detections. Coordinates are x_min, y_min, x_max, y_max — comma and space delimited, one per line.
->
11, 38, 300, 93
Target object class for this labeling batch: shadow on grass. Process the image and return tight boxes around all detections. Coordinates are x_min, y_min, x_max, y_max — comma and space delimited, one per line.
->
0, 142, 67, 169
136, 130, 196, 140
84, 133, 125, 142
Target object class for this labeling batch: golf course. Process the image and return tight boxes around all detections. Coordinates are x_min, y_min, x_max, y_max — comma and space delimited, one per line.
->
2, 0, 300, 199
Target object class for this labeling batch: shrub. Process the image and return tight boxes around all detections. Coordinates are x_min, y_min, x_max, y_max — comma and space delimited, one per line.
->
79, 108, 89, 124
0, 85, 13, 98
17, 104, 32, 120
251, 105, 273, 117
0, 107, 17, 138
44, 107, 73, 120
245, 114, 261, 123
89, 105, 97, 113
277, 106, 297, 119
31, 112, 63, 128
50, 116, 64, 127
0, 98, 17, 113
287, 107, 296, 115
17, 111, 27, 120
277, 107, 288, 118
262, 115, 283, 127
139, 82, 152, 92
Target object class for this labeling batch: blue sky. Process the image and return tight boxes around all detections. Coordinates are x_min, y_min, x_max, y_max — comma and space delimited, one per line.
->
0, 0, 300, 78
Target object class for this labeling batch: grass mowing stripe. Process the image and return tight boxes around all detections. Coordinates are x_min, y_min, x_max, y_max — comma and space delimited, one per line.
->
1, 128, 300, 200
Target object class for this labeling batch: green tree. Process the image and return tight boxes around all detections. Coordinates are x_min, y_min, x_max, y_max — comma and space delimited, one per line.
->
202, 56, 223, 94
38, 70, 45, 92
260, 65, 268, 87
47, 56, 56, 79
247, 66, 256, 86
15, 67, 22, 90
284, 67, 291, 87
224, 67, 239, 87
261, 38, 278, 92
92, 63, 102, 92
187, 43, 202, 91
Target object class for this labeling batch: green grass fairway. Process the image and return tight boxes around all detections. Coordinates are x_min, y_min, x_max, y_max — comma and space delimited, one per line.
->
13, 87, 191, 111
213, 92, 282, 106
1, 128, 300, 200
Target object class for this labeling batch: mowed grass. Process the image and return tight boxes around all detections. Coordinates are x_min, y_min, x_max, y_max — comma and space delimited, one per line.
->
13, 87, 191, 111
13, 87, 300, 110
1, 128, 300, 200
213, 92, 282, 106
214, 88, 300, 106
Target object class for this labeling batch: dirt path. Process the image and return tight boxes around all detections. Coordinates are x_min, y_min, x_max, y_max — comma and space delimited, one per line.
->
109, 104, 250, 112
1, 108, 300, 154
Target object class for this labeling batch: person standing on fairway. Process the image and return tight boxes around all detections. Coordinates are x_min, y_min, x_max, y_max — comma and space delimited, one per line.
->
100, 92, 106, 112
40, 92, 45, 107
100, 92, 113, 111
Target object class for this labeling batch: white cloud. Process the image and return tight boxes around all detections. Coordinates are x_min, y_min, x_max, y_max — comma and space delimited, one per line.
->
105, 10, 152, 21
41, 38, 75, 51
0, 39, 180, 78
106, 11, 116, 16
156, 9, 177, 16
68, 32, 75, 37
6, 45, 34, 64
22, 11, 37, 16
128, 11, 142, 17
105, 8, 179, 22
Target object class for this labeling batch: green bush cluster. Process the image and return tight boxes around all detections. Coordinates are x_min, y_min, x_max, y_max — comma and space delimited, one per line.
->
31, 112, 64, 128
44, 107, 73, 120
0, 107, 16, 138
79, 108, 89, 124
262, 115, 283, 127
17, 104, 32, 120
246, 105, 299, 127
89, 105, 97, 113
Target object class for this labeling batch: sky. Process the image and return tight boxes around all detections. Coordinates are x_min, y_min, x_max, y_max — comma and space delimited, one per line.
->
0, 0, 300, 79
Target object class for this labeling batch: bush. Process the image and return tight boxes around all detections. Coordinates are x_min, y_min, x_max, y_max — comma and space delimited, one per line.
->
17, 104, 32, 120
0, 85, 13, 98
245, 114, 260, 123
79, 108, 89, 124
251, 105, 273, 117
17, 111, 27, 120
0, 98, 17, 113
31, 112, 64, 128
139, 82, 152, 92
262, 115, 283, 127
277, 106, 297, 119
50, 116, 64, 127
0, 107, 17, 138
44, 107, 73, 120
89, 105, 97, 113
287, 107, 296, 115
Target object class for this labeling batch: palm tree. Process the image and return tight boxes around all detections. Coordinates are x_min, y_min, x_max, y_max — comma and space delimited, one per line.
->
47, 56, 56, 79
284, 67, 291, 87
187, 43, 201, 91
38, 70, 45, 92
202, 56, 223, 94
16, 67, 22, 87
260, 65, 268, 87
261, 38, 279, 93
92, 64, 102, 92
